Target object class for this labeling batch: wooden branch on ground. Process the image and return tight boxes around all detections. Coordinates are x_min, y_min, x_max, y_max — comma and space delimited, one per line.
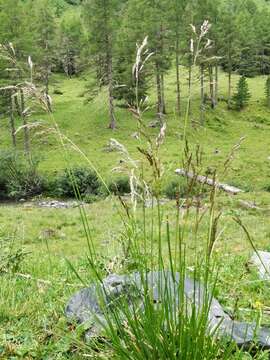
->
175, 168, 243, 195
238, 200, 262, 210
0, 85, 18, 92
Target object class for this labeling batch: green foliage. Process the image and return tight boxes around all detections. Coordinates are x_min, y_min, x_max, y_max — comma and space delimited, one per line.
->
164, 178, 188, 199
31, 0, 57, 87
59, 11, 83, 75
0, 151, 45, 200
2, 2, 270, 359
55, 167, 101, 199
0, 234, 27, 274
108, 177, 130, 195
232, 76, 251, 110
64, 0, 82, 4
164, 178, 207, 199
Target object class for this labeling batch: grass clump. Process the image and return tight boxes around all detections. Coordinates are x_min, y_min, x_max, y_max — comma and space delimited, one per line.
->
0, 151, 45, 200
74, 36, 243, 359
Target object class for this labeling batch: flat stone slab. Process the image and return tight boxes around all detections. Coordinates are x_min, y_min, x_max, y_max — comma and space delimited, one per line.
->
250, 251, 270, 280
37, 200, 76, 209
66, 271, 270, 348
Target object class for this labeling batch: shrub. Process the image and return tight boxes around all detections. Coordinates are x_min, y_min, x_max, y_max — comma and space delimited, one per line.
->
84, 194, 101, 204
164, 178, 207, 199
108, 177, 130, 195
55, 167, 101, 199
247, 115, 270, 125
165, 179, 186, 199
263, 184, 270, 192
0, 151, 45, 200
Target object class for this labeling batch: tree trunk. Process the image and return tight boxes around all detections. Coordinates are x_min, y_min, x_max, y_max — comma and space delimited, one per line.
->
44, 40, 52, 113
175, 36, 181, 117
107, 41, 116, 130
228, 52, 232, 109
228, 70, 232, 109
215, 63, 218, 105
9, 92, 16, 148
14, 94, 21, 116
155, 61, 163, 123
161, 72, 166, 114
160, 24, 166, 115
209, 65, 215, 109
20, 89, 30, 155
188, 55, 192, 115
200, 64, 205, 125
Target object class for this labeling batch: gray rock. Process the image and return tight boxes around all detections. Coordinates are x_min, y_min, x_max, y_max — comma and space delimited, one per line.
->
250, 251, 270, 280
144, 198, 169, 208
66, 271, 270, 348
37, 200, 74, 209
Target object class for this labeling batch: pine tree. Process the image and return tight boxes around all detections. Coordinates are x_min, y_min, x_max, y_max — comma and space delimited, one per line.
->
217, 0, 241, 109
31, 0, 57, 112
168, 0, 188, 116
83, 0, 123, 129
232, 76, 251, 110
112, 1, 151, 108
59, 12, 83, 76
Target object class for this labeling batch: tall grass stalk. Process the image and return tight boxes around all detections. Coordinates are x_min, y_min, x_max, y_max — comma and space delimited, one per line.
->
73, 33, 242, 359
32, 28, 260, 359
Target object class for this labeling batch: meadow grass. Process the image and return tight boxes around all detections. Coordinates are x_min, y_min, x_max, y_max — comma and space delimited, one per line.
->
1, 65, 270, 358
0, 67, 269, 190
1, 196, 270, 358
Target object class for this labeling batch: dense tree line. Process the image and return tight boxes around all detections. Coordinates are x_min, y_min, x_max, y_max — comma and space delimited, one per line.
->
1, 0, 270, 132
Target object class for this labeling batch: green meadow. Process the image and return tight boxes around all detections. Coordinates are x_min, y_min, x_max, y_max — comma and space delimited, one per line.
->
1, 66, 270, 358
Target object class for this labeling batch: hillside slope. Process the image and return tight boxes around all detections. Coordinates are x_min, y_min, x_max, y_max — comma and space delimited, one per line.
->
0, 67, 270, 193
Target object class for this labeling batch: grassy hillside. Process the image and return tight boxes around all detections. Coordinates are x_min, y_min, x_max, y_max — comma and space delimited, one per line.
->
1, 68, 270, 358
1, 67, 270, 191
256, 0, 270, 6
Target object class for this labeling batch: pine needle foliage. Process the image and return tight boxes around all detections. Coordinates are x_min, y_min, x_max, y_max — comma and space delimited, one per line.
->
232, 76, 251, 110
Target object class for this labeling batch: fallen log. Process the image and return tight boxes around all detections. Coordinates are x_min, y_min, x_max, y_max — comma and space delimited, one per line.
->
0, 85, 18, 92
175, 168, 243, 195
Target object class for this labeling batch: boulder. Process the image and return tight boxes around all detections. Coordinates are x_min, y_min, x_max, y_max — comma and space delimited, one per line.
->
250, 251, 270, 280
66, 271, 270, 348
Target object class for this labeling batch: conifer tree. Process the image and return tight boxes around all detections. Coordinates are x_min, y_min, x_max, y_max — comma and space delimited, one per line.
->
232, 76, 251, 110
59, 12, 83, 76
83, 0, 122, 129
31, 0, 57, 112
217, 0, 241, 109
168, 0, 188, 116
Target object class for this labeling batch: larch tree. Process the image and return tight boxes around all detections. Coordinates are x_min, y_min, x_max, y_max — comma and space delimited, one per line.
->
217, 0, 241, 108
83, 0, 122, 129
60, 12, 83, 77
168, 0, 188, 117
31, 0, 57, 112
